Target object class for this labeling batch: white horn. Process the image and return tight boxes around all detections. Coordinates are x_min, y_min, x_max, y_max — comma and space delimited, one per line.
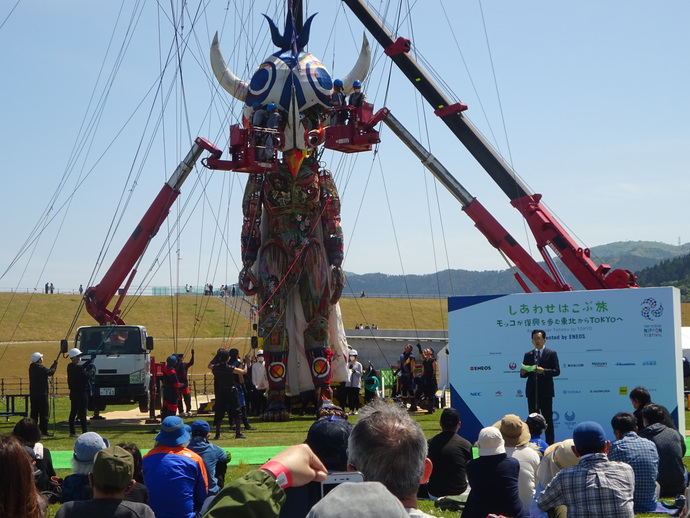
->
342, 34, 371, 96
210, 32, 248, 102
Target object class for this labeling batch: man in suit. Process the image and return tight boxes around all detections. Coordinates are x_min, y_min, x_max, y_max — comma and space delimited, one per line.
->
520, 329, 560, 444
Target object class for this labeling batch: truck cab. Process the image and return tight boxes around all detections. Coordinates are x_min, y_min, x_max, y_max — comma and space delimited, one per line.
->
63, 325, 154, 412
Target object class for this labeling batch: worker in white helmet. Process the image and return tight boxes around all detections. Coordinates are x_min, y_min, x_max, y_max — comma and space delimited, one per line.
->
29, 352, 58, 437
67, 348, 89, 437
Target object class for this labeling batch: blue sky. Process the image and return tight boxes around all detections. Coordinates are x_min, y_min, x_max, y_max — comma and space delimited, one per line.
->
0, 1, 688, 295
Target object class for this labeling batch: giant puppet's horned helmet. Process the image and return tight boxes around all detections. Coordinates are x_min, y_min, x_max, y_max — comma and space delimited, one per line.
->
210, 9, 370, 151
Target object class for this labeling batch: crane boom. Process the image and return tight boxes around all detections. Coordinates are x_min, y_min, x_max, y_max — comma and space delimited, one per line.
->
341, 0, 637, 290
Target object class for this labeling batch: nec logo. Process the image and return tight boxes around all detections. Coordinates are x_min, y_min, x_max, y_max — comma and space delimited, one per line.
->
470, 366, 491, 371
470, 392, 482, 396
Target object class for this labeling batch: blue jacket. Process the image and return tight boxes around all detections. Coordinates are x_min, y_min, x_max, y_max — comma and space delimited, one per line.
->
143, 445, 208, 518
188, 436, 228, 495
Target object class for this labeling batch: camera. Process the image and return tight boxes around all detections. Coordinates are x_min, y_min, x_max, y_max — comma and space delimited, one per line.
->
320, 471, 364, 498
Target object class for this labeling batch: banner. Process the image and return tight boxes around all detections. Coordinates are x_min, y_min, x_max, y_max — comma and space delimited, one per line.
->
448, 287, 682, 443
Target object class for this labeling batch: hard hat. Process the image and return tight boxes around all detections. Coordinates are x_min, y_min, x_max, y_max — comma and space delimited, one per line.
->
166, 355, 177, 367
267, 103, 277, 111
256, 349, 264, 356
68, 348, 83, 359
353, 80, 362, 88
333, 78, 343, 87
349, 349, 358, 356
30, 352, 43, 363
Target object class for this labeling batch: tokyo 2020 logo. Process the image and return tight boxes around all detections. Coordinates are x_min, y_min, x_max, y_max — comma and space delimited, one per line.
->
640, 297, 663, 321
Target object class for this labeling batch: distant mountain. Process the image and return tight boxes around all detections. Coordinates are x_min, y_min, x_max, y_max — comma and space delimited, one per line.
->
637, 251, 690, 301
343, 240, 690, 297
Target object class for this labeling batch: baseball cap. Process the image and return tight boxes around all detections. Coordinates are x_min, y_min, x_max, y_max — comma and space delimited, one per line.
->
572, 421, 607, 453
493, 414, 531, 447
305, 416, 353, 471
155, 416, 191, 447
92, 446, 134, 491
307, 481, 406, 518
74, 432, 110, 463
191, 420, 211, 436
476, 426, 505, 456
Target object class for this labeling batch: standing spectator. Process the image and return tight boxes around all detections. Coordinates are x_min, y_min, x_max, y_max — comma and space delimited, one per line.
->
397, 344, 416, 411
176, 350, 195, 417
29, 352, 58, 437
49, 282, 54, 294
212, 349, 248, 439
639, 403, 687, 497
424, 408, 473, 500
118, 443, 149, 504
78, 284, 83, 295
416, 347, 438, 414
520, 329, 560, 444
161, 355, 180, 418
188, 420, 229, 497
494, 414, 541, 512
463, 427, 524, 518
0, 434, 47, 518
609, 412, 659, 513
345, 350, 363, 415
67, 348, 89, 437
45, 282, 49, 294
62, 432, 110, 503
143, 416, 208, 518
526, 413, 549, 456
56, 446, 155, 518
537, 421, 634, 518
250, 350, 269, 416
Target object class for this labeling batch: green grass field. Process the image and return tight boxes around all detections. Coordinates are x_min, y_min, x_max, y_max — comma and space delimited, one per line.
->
3, 293, 690, 517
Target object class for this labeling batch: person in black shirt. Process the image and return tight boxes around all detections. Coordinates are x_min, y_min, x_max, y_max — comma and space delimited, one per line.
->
29, 352, 58, 437
67, 348, 89, 437
212, 349, 248, 440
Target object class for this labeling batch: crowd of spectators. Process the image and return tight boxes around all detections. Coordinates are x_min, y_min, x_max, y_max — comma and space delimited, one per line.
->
1, 384, 688, 518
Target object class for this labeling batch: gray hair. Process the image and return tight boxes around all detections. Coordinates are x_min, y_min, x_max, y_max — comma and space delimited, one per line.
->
347, 399, 428, 499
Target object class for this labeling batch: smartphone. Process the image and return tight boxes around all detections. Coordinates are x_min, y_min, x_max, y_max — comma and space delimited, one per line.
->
320, 471, 364, 498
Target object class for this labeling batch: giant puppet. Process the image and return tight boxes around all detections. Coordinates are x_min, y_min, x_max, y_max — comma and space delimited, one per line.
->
210, 9, 370, 420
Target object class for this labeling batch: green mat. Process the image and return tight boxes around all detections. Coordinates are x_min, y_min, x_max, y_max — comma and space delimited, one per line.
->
50, 446, 287, 470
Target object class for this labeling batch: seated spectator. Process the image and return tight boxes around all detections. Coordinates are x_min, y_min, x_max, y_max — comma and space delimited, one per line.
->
639, 403, 687, 497
536, 421, 634, 518
609, 412, 659, 513
280, 415, 353, 518
118, 443, 149, 504
529, 439, 578, 518
307, 481, 407, 518
0, 434, 48, 518
423, 408, 472, 499
55, 445, 155, 518
188, 420, 229, 497
346, 399, 434, 516
629, 386, 676, 431
202, 444, 327, 517
463, 427, 524, 518
526, 413, 549, 456
62, 432, 110, 503
494, 414, 540, 512
12, 417, 56, 492
143, 416, 208, 518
